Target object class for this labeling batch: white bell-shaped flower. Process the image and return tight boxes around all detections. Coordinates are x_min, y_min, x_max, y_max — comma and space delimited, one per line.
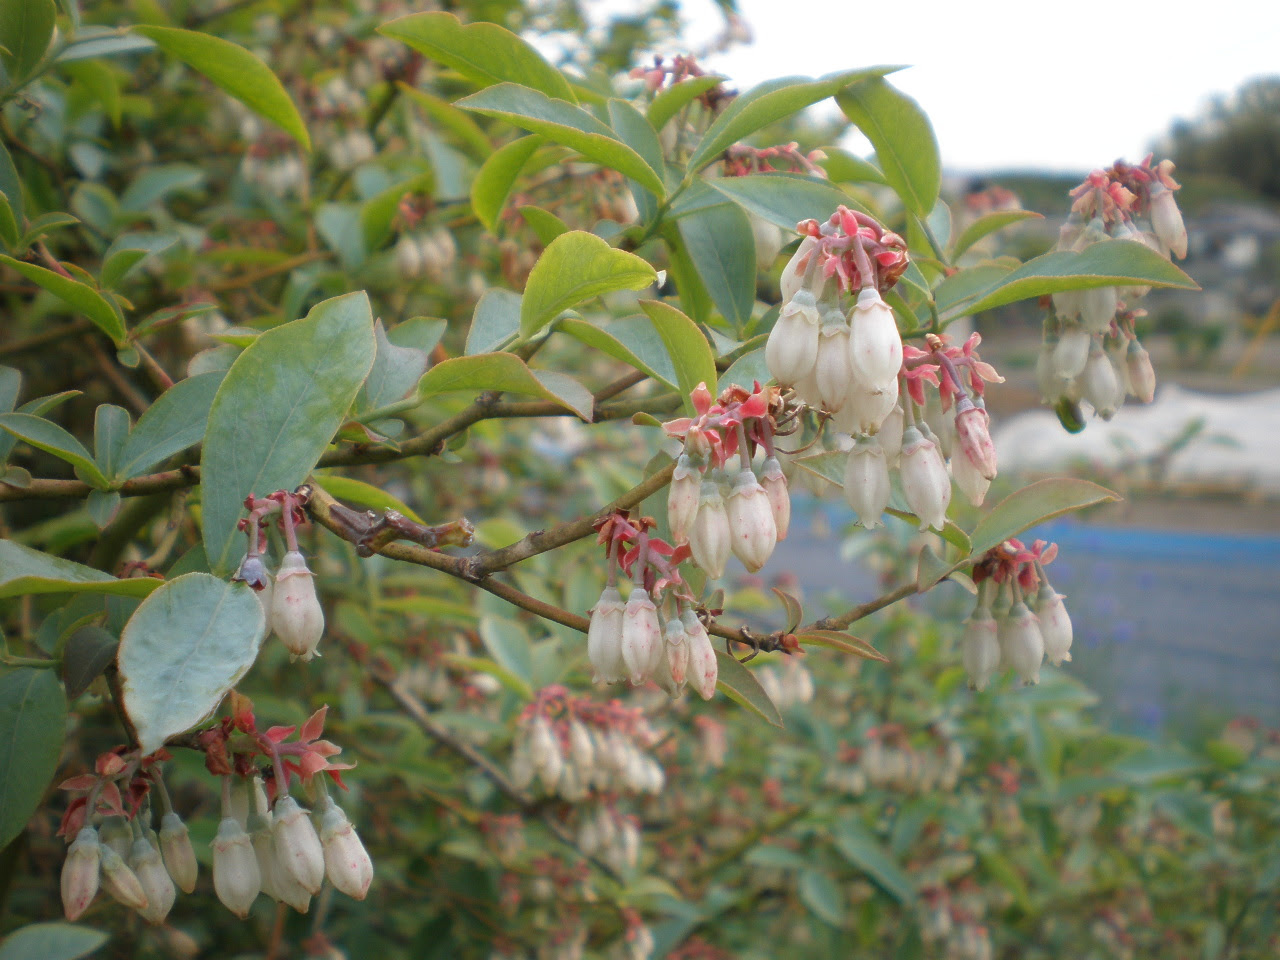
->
1149, 182, 1187, 259
587, 585, 627, 683
843, 435, 890, 528
848, 287, 903, 394
100, 843, 148, 912
961, 605, 1001, 691
272, 796, 325, 895
621, 587, 663, 684
725, 469, 777, 573
1034, 581, 1073, 666
158, 811, 198, 894
1078, 285, 1118, 333
1126, 340, 1156, 403
998, 600, 1045, 685
211, 817, 260, 918
683, 609, 718, 700
759, 456, 790, 540
130, 837, 176, 924
814, 310, 854, 411
766, 289, 821, 385
899, 425, 951, 531
318, 799, 374, 900
667, 453, 702, 544
1052, 325, 1091, 381
688, 484, 731, 580
271, 551, 324, 662
877, 404, 905, 466
751, 214, 784, 271
1081, 344, 1121, 419
61, 827, 101, 921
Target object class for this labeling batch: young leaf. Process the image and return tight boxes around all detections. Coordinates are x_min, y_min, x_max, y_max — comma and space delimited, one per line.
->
0, 923, 108, 960
359, 170, 434, 252
62, 625, 120, 700
471, 134, 543, 234
0, 540, 163, 599
0, 669, 66, 851
675, 203, 755, 332
116, 371, 223, 479
714, 650, 783, 728
92, 404, 131, 480
968, 478, 1121, 558
117, 573, 266, 756
379, 12, 576, 102
518, 205, 570, 246
638, 300, 718, 409
417, 352, 593, 421
0, 256, 125, 343
0, 139, 21, 224
798, 869, 845, 927
466, 289, 523, 355
132, 25, 310, 151
0, 413, 109, 489
200, 292, 376, 576
0, 0, 56, 83
313, 474, 425, 524
357, 320, 430, 414
0, 191, 19, 250
457, 85, 665, 197
520, 231, 657, 337
836, 78, 941, 218
397, 84, 493, 161
795, 630, 888, 663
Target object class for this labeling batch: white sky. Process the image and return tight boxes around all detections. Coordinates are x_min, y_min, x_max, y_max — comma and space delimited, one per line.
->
591, 0, 1280, 174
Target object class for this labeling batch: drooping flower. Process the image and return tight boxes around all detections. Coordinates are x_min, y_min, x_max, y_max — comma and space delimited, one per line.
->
587, 585, 627, 684
724, 468, 777, 573
212, 817, 260, 918
271, 550, 325, 661
61, 826, 101, 921
899, 425, 951, 531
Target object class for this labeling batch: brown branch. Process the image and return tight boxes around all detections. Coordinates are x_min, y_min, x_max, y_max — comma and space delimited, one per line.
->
809, 580, 918, 632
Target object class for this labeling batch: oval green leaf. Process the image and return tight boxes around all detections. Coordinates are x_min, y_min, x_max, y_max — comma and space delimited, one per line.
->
638, 300, 718, 410
836, 77, 940, 218
833, 818, 915, 903
0, 0, 56, 83
647, 75, 726, 130
0, 669, 66, 850
714, 649, 783, 727
675, 203, 755, 332
951, 210, 1044, 260
559, 316, 678, 388
707, 173, 852, 232
466, 289, 522, 355
116, 371, 223, 480
313, 474, 424, 524
0, 256, 124, 343
0, 541, 163, 599
0, 922, 108, 960
471, 134, 542, 234
968, 477, 1121, 558
0, 413, 108, 489
417, 352, 593, 420
200, 292, 376, 575
520, 230, 657, 337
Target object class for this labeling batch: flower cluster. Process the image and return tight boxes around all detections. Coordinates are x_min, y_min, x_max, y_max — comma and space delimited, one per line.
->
393, 196, 459, 281
57, 700, 368, 924
753, 656, 814, 711
963, 538, 1073, 689
234, 491, 326, 662
1039, 156, 1186, 424
824, 726, 965, 796
509, 687, 665, 801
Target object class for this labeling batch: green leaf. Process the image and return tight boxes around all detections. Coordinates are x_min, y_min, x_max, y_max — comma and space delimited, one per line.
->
379, 12, 575, 102
933, 264, 1013, 316
675, 203, 755, 331
559, 316, 678, 387
313, 474, 424, 524
706, 174, 852, 232
606, 97, 665, 193
714, 650, 782, 727
417, 352, 592, 420
0, 670, 66, 850
478, 615, 533, 687
357, 320, 429, 413
0, 923, 107, 960
0, 256, 124, 343
0, 540, 163, 599
119, 164, 205, 213
518, 205, 570, 246
0, 413, 109, 489
951, 210, 1044, 260
471, 134, 542, 234
817, 147, 888, 186
0, 139, 21, 224
467, 289, 522, 355
200, 292, 376, 575
457, 85, 665, 197
961, 239, 1198, 316
833, 818, 915, 903
359, 171, 434, 251
441, 653, 532, 700
19, 213, 79, 251
968, 478, 1121, 558
687, 68, 899, 173
118, 573, 265, 755
520, 230, 657, 337
0, 191, 19, 250
718, 347, 769, 394
638, 300, 717, 411
798, 869, 845, 927
116, 372, 223, 479
836, 78, 940, 218
132, 25, 310, 151
795, 630, 888, 663
62, 625, 119, 700
647, 75, 726, 130
92, 404, 131, 480
397, 84, 492, 161
0, 0, 55, 83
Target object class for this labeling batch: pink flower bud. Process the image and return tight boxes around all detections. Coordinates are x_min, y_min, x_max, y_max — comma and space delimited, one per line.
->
998, 601, 1044, 686
877, 404, 905, 466
962, 606, 1001, 691
1078, 285, 1118, 334
766, 290, 820, 385
1149, 182, 1187, 259
843, 435, 890, 528
622, 587, 662, 685
272, 796, 326, 894
751, 214, 784, 271
848, 287, 903, 394
652, 618, 689, 699
950, 443, 991, 507
61, 827, 101, 921
814, 311, 853, 411
587, 585, 627, 684
1081, 345, 1121, 420
100, 842, 149, 912
271, 551, 324, 662
954, 400, 997, 481
683, 609, 718, 700
667, 453, 702, 544
159, 811, 198, 894
1126, 340, 1156, 403
1034, 583, 1073, 666
899, 425, 951, 531
688, 485, 731, 580
318, 802, 373, 900
130, 837, 176, 924
725, 469, 777, 573
1052, 326, 1091, 381
759, 457, 790, 541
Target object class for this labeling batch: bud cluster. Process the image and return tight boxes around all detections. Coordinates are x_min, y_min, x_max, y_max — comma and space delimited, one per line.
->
964, 538, 1072, 689
1039, 156, 1186, 426
824, 726, 964, 796
509, 686, 664, 801
395, 226, 458, 282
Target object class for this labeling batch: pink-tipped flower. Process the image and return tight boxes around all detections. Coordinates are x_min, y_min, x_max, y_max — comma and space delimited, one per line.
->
271, 550, 324, 661
622, 587, 662, 685
212, 817, 260, 918
318, 800, 373, 900
667, 453, 702, 544
998, 601, 1044, 686
779, 235, 824, 304
587, 585, 627, 684
1081, 344, 1121, 420
272, 796, 325, 895
725, 469, 777, 573
962, 606, 1001, 691
158, 811, 198, 894
1149, 181, 1187, 259
899, 425, 951, 531
814, 310, 853, 411
683, 609, 718, 700
759, 457, 790, 541
99, 842, 149, 912
1126, 340, 1156, 403
61, 826, 101, 921
843, 435, 890, 529
653, 618, 689, 699
766, 289, 821, 385
848, 287, 903, 394
688, 484, 731, 580
130, 837, 176, 924
1034, 581, 1073, 666
954, 398, 997, 481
